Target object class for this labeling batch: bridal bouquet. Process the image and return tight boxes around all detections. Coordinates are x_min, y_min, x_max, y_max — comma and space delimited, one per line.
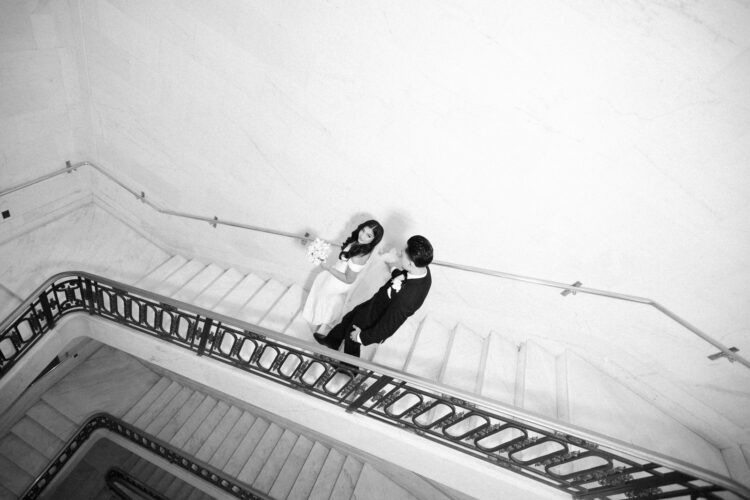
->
306, 238, 331, 266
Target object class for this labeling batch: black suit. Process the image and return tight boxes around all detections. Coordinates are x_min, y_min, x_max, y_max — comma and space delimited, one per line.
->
323, 267, 432, 358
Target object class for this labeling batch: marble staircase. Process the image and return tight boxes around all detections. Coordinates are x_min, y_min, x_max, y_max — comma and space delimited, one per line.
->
127, 254, 749, 486
0, 345, 460, 500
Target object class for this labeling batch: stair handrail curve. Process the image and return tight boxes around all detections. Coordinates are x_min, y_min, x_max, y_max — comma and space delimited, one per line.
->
2, 272, 748, 499
20, 412, 271, 500
106, 467, 170, 500
0, 160, 745, 369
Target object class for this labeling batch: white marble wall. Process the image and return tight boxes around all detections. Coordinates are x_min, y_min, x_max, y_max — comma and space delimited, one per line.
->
0, 0, 92, 188
3, 1, 750, 407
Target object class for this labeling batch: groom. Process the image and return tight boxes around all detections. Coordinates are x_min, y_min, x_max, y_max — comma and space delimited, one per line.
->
314, 235, 433, 358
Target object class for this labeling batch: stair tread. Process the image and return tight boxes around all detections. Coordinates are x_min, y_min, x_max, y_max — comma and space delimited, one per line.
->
269, 435, 315, 499
156, 391, 207, 442
284, 311, 314, 342
135, 255, 187, 290
133, 380, 183, 429
260, 283, 306, 333
181, 400, 231, 455
237, 422, 284, 484
371, 316, 420, 371
195, 405, 243, 462
0, 433, 47, 478
122, 377, 173, 424
0, 484, 16, 500
480, 331, 518, 404
172, 263, 224, 303
11, 417, 63, 458
150, 259, 206, 297
330, 455, 363, 500
26, 400, 78, 441
237, 279, 287, 324
156, 475, 179, 495
212, 273, 266, 318
208, 411, 257, 470
0, 453, 32, 495
522, 340, 557, 417
254, 429, 299, 492
353, 463, 419, 500
164, 475, 188, 498
308, 448, 346, 500
722, 446, 750, 485
169, 395, 218, 448
193, 268, 244, 310
565, 351, 729, 475
144, 386, 194, 436
441, 324, 483, 392
223, 417, 270, 476
405, 317, 453, 380
287, 441, 330, 500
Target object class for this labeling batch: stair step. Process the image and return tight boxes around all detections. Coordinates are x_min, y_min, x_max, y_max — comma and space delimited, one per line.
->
308, 448, 346, 500
287, 441, 330, 500
480, 331, 519, 404
48, 459, 102, 500
237, 279, 287, 324
284, 311, 314, 342
164, 475, 188, 499
261, 283, 306, 333
193, 268, 244, 310
212, 273, 266, 318
26, 400, 78, 441
521, 340, 557, 417
195, 405, 243, 461
144, 467, 168, 488
144, 386, 194, 436
0, 485, 17, 500
130, 457, 152, 479
330, 455, 363, 500
208, 411, 257, 470
0, 433, 47, 477
223, 417, 270, 476
156, 391, 207, 442
155, 474, 177, 494
150, 259, 206, 297
135, 255, 188, 290
441, 324, 484, 392
269, 435, 315, 499
0, 285, 21, 322
371, 316, 421, 371
565, 351, 729, 476
254, 429, 299, 492
170, 395, 218, 448
182, 401, 231, 455
172, 263, 224, 303
405, 317, 453, 380
0, 453, 31, 495
11, 417, 63, 458
237, 422, 284, 484
133, 381, 183, 429
353, 463, 418, 500
122, 377, 173, 424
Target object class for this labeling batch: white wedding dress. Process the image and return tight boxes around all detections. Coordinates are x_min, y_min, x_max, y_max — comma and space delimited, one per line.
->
302, 246, 366, 327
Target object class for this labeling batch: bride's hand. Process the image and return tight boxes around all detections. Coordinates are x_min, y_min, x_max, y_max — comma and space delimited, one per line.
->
381, 248, 399, 264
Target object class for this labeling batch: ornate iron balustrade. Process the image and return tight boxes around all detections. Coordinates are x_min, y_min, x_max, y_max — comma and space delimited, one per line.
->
2, 272, 748, 500
21, 413, 267, 500
106, 467, 169, 500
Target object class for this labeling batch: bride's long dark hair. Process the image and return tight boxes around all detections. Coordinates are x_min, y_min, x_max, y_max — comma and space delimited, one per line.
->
339, 220, 384, 260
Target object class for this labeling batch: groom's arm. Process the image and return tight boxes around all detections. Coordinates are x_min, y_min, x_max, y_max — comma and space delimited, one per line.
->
358, 290, 421, 346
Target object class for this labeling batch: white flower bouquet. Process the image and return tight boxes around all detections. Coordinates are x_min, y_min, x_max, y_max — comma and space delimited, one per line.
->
306, 238, 331, 266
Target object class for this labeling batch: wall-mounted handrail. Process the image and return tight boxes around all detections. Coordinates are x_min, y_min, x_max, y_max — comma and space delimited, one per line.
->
0, 160, 746, 369
2, 271, 748, 499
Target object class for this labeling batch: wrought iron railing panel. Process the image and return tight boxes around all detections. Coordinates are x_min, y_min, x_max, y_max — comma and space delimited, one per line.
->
106, 467, 169, 500
21, 413, 268, 500
2, 272, 747, 500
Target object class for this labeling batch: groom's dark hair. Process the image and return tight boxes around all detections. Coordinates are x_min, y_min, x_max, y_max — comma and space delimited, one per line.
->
406, 235, 433, 267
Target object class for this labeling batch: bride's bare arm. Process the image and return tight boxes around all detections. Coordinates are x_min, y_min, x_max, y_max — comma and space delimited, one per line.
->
321, 261, 358, 284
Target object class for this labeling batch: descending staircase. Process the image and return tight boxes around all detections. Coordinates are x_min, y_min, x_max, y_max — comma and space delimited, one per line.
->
0, 345, 461, 500
46, 438, 212, 500
124, 254, 748, 483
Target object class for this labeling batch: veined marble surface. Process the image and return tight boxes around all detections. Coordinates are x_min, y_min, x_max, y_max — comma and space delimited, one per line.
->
0, 203, 170, 298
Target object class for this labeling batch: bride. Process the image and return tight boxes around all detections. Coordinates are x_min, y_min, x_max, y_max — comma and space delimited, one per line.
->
303, 220, 384, 334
